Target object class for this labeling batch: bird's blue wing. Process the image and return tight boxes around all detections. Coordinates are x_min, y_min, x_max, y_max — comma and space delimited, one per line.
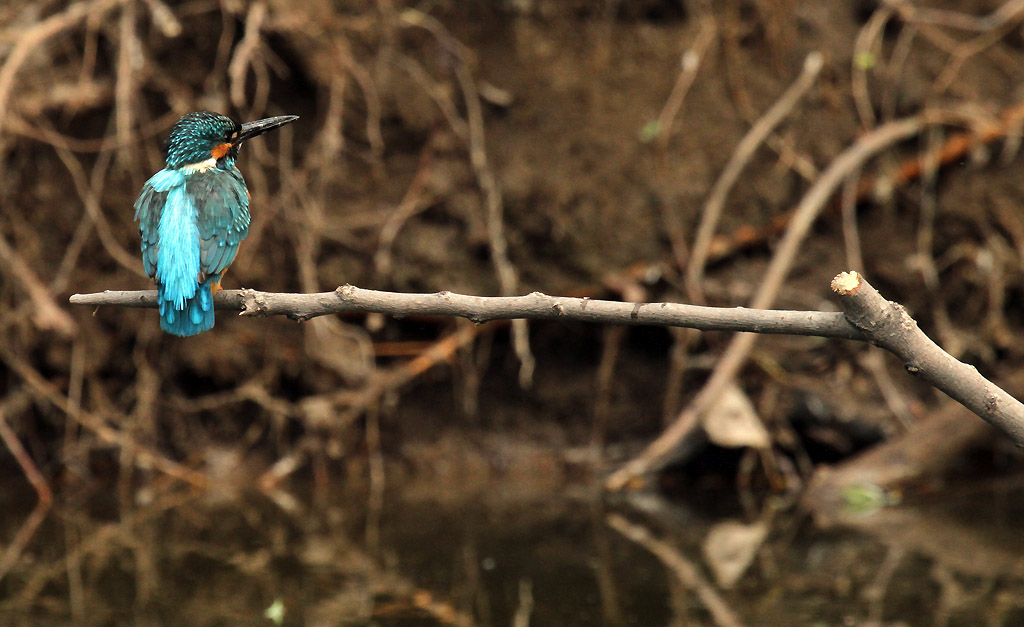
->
134, 168, 184, 278
187, 168, 251, 279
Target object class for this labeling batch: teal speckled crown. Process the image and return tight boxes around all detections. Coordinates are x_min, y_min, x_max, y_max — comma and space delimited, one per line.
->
163, 111, 241, 170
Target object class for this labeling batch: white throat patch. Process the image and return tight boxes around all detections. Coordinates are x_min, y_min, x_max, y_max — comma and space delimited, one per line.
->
181, 157, 217, 173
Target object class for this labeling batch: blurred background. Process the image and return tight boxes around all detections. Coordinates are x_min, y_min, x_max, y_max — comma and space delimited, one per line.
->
3, 0, 1024, 624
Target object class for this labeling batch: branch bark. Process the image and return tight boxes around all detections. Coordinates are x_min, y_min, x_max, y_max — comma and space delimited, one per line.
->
69, 272, 1024, 449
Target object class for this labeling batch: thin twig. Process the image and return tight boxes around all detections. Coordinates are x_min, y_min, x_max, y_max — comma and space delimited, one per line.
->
0, 395, 53, 583
686, 52, 823, 304
592, 326, 626, 461
454, 52, 535, 387
345, 54, 385, 165
859, 349, 916, 431
925, 1, 1024, 94
399, 8, 534, 386
840, 168, 865, 272
686, 98, 1024, 273
0, 231, 77, 336
852, 6, 893, 129
0, 344, 209, 488
337, 321, 481, 422
915, 126, 944, 289
752, 111, 932, 311
228, 1, 267, 110
49, 143, 116, 293
49, 132, 144, 276
512, 578, 534, 627
886, 0, 1024, 32
115, 1, 138, 165
374, 145, 434, 279
3, 109, 181, 153
0, 0, 127, 135
651, 14, 717, 148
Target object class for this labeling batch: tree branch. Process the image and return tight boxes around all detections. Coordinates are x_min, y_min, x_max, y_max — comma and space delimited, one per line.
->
70, 284, 865, 339
68, 272, 1024, 448
831, 272, 1024, 445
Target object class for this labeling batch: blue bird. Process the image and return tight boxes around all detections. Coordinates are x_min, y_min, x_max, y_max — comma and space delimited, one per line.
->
134, 111, 298, 336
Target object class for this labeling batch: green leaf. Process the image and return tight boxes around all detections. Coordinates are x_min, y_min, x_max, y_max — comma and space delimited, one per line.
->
854, 51, 876, 70
264, 599, 285, 625
639, 120, 662, 143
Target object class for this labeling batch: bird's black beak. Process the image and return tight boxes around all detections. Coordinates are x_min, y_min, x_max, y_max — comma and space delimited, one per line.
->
236, 115, 299, 144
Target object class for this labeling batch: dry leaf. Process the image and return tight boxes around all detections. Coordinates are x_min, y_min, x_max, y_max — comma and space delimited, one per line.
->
702, 383, 770, 448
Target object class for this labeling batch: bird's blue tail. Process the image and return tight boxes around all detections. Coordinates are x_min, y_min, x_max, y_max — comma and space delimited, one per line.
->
158, 279, 215, 336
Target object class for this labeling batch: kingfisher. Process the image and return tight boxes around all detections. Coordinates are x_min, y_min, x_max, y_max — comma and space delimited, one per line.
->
134, 111, 298, 336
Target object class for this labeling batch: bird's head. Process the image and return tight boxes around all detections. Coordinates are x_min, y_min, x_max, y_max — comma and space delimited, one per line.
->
163, 111, 298, 171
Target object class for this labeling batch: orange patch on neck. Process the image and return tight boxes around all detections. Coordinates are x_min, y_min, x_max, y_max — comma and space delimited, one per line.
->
211, 143, 232, 159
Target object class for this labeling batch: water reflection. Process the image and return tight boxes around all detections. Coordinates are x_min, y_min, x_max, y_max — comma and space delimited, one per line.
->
1, 470, 1023, 625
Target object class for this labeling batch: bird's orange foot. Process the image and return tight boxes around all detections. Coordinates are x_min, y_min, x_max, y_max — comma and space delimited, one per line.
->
210, 267, 228, 294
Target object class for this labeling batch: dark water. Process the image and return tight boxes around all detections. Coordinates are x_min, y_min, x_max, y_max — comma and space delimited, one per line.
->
1, 471, 1023, 626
